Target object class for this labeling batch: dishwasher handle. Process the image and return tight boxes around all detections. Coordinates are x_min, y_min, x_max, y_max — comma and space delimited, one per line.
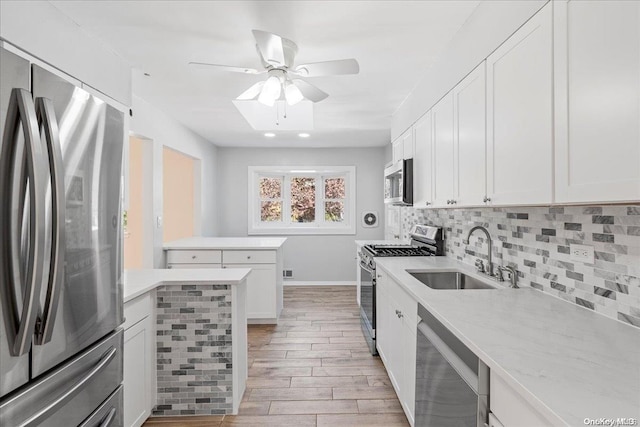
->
417, 320, 479, 393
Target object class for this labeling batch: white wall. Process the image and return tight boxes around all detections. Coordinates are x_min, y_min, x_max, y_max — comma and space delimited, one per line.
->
217, 147, 386, 282
131, 95, 219, 267
0, 0, 131, 106
392, 0, 547, 139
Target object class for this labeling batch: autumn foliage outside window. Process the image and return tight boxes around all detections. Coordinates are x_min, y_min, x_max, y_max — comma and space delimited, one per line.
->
251, 166, 355, 235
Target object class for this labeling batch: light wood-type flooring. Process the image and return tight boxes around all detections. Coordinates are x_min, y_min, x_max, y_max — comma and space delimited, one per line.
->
143, 286, 409, 427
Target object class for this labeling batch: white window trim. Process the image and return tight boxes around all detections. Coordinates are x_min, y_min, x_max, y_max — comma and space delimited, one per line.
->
248, 166, 356, 235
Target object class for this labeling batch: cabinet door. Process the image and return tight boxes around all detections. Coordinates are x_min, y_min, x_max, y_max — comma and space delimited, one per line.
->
486, 3, 553, 205
375, 281, 390, 361
402, 322, 417, 426
402, 129, 414, 159
124, 318, 151, 427
454, 63, 487, 206
225, 264, 276, 319
413, 111, 433, 207
392, 138, 404, 164
554, 0, 640, 202
432, 92, 455, 207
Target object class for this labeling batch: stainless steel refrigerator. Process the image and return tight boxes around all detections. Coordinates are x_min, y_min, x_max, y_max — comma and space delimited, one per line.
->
0, 46, 125, 427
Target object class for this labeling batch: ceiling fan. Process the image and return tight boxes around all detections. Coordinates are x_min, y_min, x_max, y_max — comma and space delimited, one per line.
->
189, 30, 360, 107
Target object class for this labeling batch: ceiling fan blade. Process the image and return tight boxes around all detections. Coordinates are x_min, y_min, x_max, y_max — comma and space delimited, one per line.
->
252, 30, 286, 67
292, 79, 329, 103
293, 59, 359, 77
189, 62, 263, 74
237, 81, 265, 100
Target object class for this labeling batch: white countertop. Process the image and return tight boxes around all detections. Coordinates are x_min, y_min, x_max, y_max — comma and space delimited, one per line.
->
375, 256, 640, 426
123, 268, 251, 302
163, 237, 287, 250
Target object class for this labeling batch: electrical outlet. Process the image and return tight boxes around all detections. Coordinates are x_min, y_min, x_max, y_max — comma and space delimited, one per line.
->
570, 244, 594, 264
283, 269, 293, 279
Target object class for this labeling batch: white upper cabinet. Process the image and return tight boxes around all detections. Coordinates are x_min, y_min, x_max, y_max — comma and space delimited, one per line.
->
432, 92, 456, 207
402, 128, 414, 159
554, 0, 640, 203
454, 62, 487, 206
392, 137, 403, 164
486, 3, 553, 205
413, 111, 433, 207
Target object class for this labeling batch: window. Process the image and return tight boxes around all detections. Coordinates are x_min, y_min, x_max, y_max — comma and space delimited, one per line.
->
249, 166, 356, 235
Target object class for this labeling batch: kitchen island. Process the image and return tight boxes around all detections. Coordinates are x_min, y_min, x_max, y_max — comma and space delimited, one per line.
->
122, 268, 250, 426
374, 256, 640, 426
164, 237, 286, 324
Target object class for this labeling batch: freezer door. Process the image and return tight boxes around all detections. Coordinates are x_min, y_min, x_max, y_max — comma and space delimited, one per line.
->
0, 47, 35, 398
30, 65, 124, 377
0, 328, 123, 427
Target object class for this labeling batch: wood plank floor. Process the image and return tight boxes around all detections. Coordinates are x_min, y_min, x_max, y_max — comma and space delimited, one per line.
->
143, 286, 409, 427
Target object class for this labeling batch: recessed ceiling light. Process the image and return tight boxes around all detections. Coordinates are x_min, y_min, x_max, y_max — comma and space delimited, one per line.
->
298, 133, 310, 138
264, 132, 276, 138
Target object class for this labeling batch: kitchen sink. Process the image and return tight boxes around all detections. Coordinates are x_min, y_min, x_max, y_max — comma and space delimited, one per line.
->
408, 271, 496, 290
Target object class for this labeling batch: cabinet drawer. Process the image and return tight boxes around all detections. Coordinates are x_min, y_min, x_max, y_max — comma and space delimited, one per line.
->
223, 250, 275, 264
166, 250, 222, 264
123, 293, 152, 330
167, 263, 222, 269
385, 274, 418, 328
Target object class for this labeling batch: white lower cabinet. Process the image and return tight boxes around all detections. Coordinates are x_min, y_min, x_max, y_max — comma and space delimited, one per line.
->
490, 371, 557, 427
224, 263, 277, 319
123, 293, 155, 427
376, 269, 417, 426
166, 248, 283, 323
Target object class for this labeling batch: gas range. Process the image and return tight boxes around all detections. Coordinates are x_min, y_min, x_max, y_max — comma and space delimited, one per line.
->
358, 225, 444, 356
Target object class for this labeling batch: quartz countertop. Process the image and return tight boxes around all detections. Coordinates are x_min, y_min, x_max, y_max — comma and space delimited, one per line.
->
163, 237, 287, 250
123, 268, 250, 303
375, 256, 640, 426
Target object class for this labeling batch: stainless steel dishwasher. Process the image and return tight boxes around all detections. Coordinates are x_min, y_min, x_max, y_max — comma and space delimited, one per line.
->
415, 304, 489, 427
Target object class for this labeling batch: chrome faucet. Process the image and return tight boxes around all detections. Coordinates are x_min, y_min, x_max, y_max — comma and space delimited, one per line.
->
463, 226, 494, 277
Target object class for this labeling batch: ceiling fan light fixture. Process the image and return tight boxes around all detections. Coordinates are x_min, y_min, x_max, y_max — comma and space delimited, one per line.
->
284, 82, 304, 105
258, 76, 281, 106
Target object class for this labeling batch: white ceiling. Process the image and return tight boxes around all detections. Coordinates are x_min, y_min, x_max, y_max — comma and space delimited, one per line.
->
51, 1, 480, 148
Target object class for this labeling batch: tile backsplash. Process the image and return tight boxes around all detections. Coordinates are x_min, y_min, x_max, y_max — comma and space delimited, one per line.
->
154, 284, 234, 416
398, 205, 640, 328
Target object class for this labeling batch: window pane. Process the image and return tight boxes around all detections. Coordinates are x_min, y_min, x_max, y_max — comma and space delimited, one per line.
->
260, 177, 281, 199
261, 201, 282, 222
325, 178, 345, 199
325, 201, 344, 222
291, 177, 315, 223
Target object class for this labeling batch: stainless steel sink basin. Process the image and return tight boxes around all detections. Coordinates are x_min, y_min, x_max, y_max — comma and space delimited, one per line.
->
408, 271, 496, 290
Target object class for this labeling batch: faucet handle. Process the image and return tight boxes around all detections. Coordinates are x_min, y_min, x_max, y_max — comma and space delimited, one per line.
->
474, 259, 485, 273
493, 268, 504, 282
499, 266, 519, 288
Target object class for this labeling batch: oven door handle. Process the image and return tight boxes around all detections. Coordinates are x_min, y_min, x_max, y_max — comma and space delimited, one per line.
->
359, 261, 375, 275
417, 320, 478, 393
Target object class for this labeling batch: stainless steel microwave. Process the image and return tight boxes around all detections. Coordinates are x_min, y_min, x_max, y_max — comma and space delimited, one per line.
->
384, 158, 413, 206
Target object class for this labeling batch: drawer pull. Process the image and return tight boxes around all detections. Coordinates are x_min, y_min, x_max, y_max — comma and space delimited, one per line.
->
247, 256, 251, 259
192, 255, 197, 259
395, 309, 403, 318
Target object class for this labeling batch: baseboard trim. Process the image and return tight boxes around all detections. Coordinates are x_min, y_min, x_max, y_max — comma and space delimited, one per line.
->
283, 281, 356, 287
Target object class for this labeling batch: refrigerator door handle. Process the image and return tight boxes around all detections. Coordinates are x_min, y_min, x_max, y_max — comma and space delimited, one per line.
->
0, 88, 47, 357
22, 346, 117, 426
33, 97, 65, 345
